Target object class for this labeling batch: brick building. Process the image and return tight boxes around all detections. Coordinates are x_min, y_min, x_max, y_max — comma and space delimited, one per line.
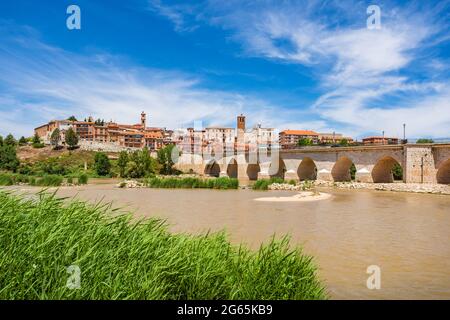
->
34, 112, 166, 150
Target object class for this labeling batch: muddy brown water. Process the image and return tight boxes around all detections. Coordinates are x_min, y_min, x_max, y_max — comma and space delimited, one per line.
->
6, 184, 450, 299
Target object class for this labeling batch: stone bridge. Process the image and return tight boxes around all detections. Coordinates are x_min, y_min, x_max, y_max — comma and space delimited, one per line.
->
175, 144, 450, 185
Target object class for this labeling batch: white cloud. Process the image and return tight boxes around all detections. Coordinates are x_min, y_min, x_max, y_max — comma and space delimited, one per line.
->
0, 28, 318, 137
175, 0, 450, 138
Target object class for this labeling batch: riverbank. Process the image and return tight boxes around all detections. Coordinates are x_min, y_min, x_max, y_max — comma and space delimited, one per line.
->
0, 190, 326, 300
314, 180, 450, 195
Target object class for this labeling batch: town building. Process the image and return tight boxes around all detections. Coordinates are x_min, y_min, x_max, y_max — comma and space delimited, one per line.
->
318, 133, 354, 145
279, 130, 319, 149
34, 112, 166, 151
362, 136, 399, 145
173, 115, 275, 154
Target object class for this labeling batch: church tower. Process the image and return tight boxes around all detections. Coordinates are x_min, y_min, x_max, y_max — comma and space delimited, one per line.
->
237, 114, 245, 143
141, 111, 146, 129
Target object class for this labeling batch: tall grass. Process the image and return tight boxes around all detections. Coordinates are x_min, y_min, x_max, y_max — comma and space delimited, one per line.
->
0, 173, 62, 186
252, 177, 285, 190
31, 174, 63, 187
145, 176, 239, 190
0, 191, 326, 300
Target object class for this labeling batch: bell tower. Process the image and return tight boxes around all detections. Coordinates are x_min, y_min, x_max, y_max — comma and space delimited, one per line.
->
141, 111, 146, 129
237, 114, 245, 143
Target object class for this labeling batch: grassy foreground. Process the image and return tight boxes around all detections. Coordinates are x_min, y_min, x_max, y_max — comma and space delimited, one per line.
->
0, 190, 326, 300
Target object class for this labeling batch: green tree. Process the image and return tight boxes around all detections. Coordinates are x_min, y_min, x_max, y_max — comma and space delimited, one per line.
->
67, 116, 78, 121
416, 138, 434, 144
32, 133, 41, 144
125, 161, 139, 178
0, 135, 3, 147
0, 145, 20, 172
392, 164, 403, 180
350, 163, 356, 180
4, 134, 16, 146
32, 133, 44, 148
65, 127, 79, 150
18, 136, 27, 146
94, 152, 111, 176
297, 138, 313, 147
339, 138, 349, 147
50, 128, 61, 149
157, 144, 176, 175
117, 151, 129, 177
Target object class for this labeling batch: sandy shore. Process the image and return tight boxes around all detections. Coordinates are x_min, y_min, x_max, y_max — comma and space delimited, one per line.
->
254, 191, 332, 202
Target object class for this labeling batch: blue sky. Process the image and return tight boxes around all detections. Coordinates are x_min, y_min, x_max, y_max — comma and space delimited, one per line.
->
0, 0, 449, 139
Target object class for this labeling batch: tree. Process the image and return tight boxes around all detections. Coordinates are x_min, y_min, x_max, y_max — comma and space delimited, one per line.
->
32, 133, 41, 144
4, 134, 16, 146
125, 161, 139, 178
416, 138, 434, 144
65, 127, 79, 150
117, 151, 129, 177
67, 116, 78, 121
339, 138, 349, 147
32, 133, 44, 148
0, 135, 3, 147
157, 144, 176, 175
297, 138, 313, 147
18, 136, 27, 146
392, 164, 403, 180
0, 145, 20, 172
94, 152, 111, 176
117, 151, 128, 178
50, 128, 61, 149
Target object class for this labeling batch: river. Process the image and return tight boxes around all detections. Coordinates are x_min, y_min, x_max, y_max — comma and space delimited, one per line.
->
7, 185, 450, 299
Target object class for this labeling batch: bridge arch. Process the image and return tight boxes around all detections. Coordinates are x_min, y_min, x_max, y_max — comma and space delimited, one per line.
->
269, 158, 286, 179
372, 156, 402, 183
246, 164, 260, 181
437, 158, 450, 184
297, 157, 317, 181
204, 160, 220, 177
226, 158, 238, 178
331, 156, 355, 182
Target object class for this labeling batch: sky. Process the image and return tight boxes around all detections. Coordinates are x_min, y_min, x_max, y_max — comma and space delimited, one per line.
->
0, 0, 449, 140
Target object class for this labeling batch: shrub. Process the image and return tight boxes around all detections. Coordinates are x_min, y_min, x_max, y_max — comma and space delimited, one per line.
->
144, 177, 239, 190
0, 173, 13, 186
288, 179, 297, 185
78, 173, 88, 185
252, 177, 286, 190
94, 152, 111, 176
0, 191, 326, 299
33, 175, 63, 187
67, 176, 73, 184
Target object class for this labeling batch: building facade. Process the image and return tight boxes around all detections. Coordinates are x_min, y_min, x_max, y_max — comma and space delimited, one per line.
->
34, 112, 166, 151
362, 136, 399, 145
279, 130, 319, 149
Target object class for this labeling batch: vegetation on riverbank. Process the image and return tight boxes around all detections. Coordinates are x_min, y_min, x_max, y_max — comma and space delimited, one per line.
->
0, 172, 88, 187
0, 191, 326, 299
144, 176, 239, 189
252, 177, 286, 190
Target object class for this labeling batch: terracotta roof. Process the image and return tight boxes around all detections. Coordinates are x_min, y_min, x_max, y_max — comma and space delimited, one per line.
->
280, 130, 319, 136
